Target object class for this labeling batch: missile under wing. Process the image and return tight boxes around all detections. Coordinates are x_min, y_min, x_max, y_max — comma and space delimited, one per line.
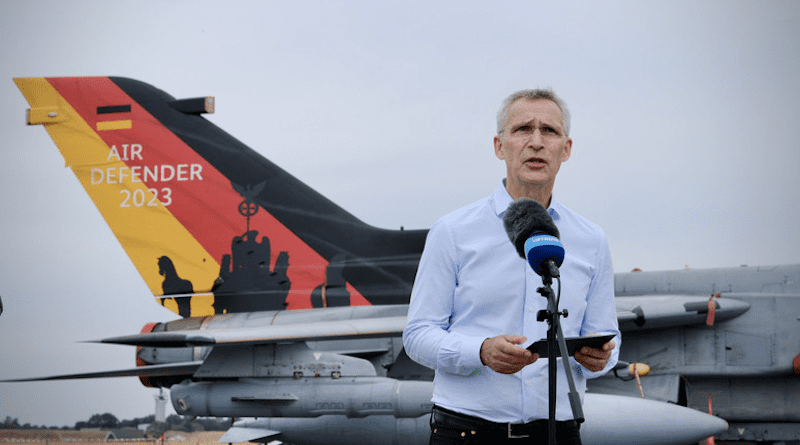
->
591, 265, 800, 443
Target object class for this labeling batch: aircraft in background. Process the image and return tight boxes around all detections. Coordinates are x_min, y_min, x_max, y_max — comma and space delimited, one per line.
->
9, 76, 798, 444
594, 265, 800, 444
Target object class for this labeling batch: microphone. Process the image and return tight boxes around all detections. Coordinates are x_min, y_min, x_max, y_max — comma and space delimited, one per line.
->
502, 198, 564, 278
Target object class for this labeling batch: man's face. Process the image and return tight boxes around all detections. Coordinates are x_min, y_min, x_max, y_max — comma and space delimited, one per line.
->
494, 98, 572, 196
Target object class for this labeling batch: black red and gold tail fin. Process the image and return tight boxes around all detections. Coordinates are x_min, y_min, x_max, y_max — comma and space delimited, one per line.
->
15, 77, 425, 317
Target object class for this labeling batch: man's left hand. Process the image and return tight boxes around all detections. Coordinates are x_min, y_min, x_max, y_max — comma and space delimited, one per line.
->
573, 339, 615, 372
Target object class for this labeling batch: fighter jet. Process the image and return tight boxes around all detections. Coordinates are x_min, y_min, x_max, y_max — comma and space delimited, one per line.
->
592, 265, 800, 443
11, 76, 795, 444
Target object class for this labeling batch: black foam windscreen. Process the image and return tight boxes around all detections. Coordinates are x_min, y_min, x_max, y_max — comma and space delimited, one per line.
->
502, 198, 560, 258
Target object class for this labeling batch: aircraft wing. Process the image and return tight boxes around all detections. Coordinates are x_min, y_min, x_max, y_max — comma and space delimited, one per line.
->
616, 294, 750, 331
1, 361, 203, 382
97, 315, 408, 347
93, 293, 751, 346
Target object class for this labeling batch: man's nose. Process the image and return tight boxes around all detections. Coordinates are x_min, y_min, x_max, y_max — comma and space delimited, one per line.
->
527, 129, 544, 150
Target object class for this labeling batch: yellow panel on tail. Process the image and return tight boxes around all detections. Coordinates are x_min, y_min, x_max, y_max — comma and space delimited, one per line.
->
15, 77, 219, 317
15, 77, 112, 168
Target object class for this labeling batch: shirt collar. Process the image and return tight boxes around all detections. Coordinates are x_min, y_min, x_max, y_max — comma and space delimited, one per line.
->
493, 179, 561, 221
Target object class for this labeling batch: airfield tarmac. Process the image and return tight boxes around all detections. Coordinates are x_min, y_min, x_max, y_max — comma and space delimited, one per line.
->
0, 430, 241, 445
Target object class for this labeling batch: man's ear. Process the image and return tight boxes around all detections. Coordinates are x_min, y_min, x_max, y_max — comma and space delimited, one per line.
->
561, 137, 573, 162
494, 135, 506, 160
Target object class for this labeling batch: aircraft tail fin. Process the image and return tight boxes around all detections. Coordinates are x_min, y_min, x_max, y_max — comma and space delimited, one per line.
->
15, 77, 425, 317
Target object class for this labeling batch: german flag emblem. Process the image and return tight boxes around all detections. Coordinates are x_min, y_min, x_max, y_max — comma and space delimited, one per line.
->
96, 104, 132, 130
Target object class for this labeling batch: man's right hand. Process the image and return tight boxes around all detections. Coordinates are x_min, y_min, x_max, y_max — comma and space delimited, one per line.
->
480, 335, 539, 374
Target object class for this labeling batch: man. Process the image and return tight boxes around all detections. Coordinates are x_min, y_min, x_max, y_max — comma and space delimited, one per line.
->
403, 89, 620, 444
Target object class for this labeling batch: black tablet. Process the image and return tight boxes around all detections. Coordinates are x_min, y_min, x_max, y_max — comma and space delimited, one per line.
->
526, 334, 615, 358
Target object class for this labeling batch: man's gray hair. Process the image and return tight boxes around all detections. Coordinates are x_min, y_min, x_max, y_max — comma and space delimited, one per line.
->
496, 89, 571, 136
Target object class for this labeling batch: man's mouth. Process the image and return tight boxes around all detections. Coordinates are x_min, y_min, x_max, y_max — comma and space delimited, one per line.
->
525, 157, 547, 167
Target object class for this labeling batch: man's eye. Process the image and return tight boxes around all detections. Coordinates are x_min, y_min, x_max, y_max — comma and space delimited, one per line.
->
515, 125, 532, 132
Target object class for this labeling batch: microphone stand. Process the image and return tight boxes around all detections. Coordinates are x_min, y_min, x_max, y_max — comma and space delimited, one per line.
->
536, 269, 584, 445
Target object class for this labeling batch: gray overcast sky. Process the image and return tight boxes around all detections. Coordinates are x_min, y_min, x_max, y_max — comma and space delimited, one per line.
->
1, 0, 799, 428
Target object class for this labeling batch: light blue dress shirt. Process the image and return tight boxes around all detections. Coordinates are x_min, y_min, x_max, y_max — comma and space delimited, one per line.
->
403, 181, 620, 423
